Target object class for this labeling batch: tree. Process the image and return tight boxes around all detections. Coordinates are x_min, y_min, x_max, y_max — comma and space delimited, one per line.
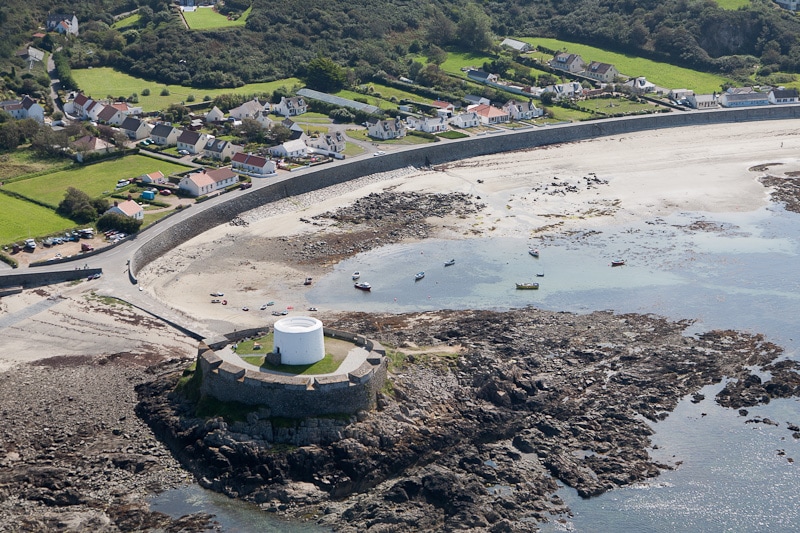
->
96, 212, 142, 234
457, 3, 492, 52
303, 56, 347, 92
540, 92, 555, 106
270, 124, 291, 144
329, 108, 355, 123
425, 9, 456, 47
57, 187, 103, 223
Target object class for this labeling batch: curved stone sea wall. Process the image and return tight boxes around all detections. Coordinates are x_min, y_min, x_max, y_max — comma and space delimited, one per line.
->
197, 330, 387, 418
129, 106, 800, 278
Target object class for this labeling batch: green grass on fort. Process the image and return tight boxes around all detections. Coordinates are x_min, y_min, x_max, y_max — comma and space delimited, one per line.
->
4, 154, 191, 208
520, 37, 733, 94
71, 67, 301, 112
111, 14, 140, 30
236, 334, 358, 375
182, 6, 251, 31
0, 194, 75, 244
715, 0, 750, 9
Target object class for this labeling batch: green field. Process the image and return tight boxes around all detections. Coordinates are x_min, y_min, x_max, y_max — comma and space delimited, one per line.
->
579, 97, 661, 115
0, 150, 70, 181
438, 50, 497, 78
112, 13, 140, 29
5, 155, 191, 208
182, 6, 251, 30
363, 82, 435, 105
346, 128, 435, 145
71, 67, 302, 112
521, 37, 733, 93
0, 194, 75, 244
334, 89, 398, 110
716, 0, 750, 9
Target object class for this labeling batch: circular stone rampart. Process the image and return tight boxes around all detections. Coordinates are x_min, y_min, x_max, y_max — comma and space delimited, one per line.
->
273, 316, 325, 365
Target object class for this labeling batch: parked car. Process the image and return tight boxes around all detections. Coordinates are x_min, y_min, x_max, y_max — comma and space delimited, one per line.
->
211, 292, 224, 297
178, 149, 189, 156
159, 189, 171, 196
81, 243, 94, 252
240, 182, 252, 190
24, 238, 36, 250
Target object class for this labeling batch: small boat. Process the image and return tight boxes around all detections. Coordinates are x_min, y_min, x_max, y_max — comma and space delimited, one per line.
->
354, 282, 372, 291
307, 307, 318, 311
414, 271, 425, 281
536, 272, 545, 277
516, 283, 540, 290
304, 277, 313, 285
611, 260, 626, 267
529, 249, 540, 258
266, 301, 275, 306
352, 271, 361, 280
444, 259, 456, 267
221, 300, 227, 305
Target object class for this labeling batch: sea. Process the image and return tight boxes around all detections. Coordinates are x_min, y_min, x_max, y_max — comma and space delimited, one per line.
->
153, 204, 800, 532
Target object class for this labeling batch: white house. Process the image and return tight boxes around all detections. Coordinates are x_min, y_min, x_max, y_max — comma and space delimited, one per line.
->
719, 91, 770, 108
70, 135, 115, 162
0, 96, 44, 123
120, 117, 150, 140
178, 167, 238, 197
467, 70, 499, 84
769, 88, 800, 104
206, 106, 225, 123
96, 105, 124, 125
70, 93, 94, 118
46, 13, 79, 36
430, 100, 456, 118
687, 94, 719, 109
84, 100, 105, 122
449, 111, 480, 129
624, 77, 656, 94
471, 104, 510, 125
584, 61, 619, 83
464, 94, 490, 107
549, 53, 586, 74
273, 96, 307, 117
503, 99, 542, 120
269, 139, 308, 158
203, 138, 242, 161
406, 115, 448, 133
106, 200, 143, 220
500, 38, 532, 53
544, 82, 583, 99
150, 123, 180, 146
229, 98, 264, 121
668, 89, 695, 103
367, 118, 406, 140
231, 152, 276, 176
176, 130, 209, 154
307, 132, 346, 153
141, 170, 167, 184
255, 110, 274, 129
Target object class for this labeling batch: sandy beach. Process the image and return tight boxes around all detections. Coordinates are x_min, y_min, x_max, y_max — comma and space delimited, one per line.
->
136, 119, 800, 330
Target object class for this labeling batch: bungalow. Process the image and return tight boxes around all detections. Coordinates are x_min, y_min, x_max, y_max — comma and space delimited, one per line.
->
119, 116, 150, 140
544, 82, 583, 99
464, 94, 490, 107
273, 96, 307, 117
549, 53, 586, 74
624, 77, 656, 94
503, 99, 543, 120
430, 100, 456, 118
150, 123, 180, 146
307, 131, 346, 153
467, 70, 499, 84
281, 118, 305, 140
70, 135, 115, 162
406, 115, 448, 133
687, 93, 719, 109
96, 105, 125, 126
584, 62, 619, 83
719, 91, 770, 108
231, 152, 277, 176
106, 200, 143, 221
108, 101, 142, 117
0, 96, 44, 122
769, 88, 800, 104
471, 104, 510, 125
178, 167, 238, 197
140, 170, 167, 185
176, 129, 209, 154
449, 111, 480, 129
268, 138, 308, 158
206, 106, 225, 123
229, 98, 264, 121
46, 13, 79, 36
500, 38, 532, 53
668, 88, 695, 104
367, 118, 406, 140
203, 138, 242, 161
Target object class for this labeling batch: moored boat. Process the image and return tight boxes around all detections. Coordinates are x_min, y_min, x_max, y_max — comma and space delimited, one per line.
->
611, 260, 626, 267
354, 282, 372, 291
414, 271, 425, 281
352, 271, 361, 280
444, 259, 456, 267
529, 249, 540, 257
304, 277, 313, 285
516, 282, 540, 290
536, 272, 545, 277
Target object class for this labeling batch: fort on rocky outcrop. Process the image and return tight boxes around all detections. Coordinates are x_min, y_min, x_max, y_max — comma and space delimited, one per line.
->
196, 320, 387, 419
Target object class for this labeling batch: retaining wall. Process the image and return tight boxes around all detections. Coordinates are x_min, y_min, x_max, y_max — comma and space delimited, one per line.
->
130, 106, 800, 278
0, 268, 102, 289
197, 335, 387, 418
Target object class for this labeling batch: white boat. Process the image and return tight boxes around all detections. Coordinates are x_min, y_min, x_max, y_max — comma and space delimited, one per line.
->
516, 282, 540, 290
354, 282, 372, 291
529, 249, 540, 258
414, 271, 425, 281
444, 259, 455, 267
352, 271, 361, 280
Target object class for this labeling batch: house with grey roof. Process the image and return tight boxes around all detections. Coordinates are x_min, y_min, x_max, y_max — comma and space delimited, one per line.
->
467, 70, 499, 84
274, 96, 308, 117
769, 88, 800, 104
367, 118, 406, 140
176, 130, 209, 154
406, 115, 448, 133
584, 62, 619, 83
449, 111, 480, 129
203, 138, 243, 161
268, 139, 308, 158
307, 132, 346, 154
229, 98, 265, 120
502, 99, 543, 120
150, 123, 180, 146
120, 117, 150, 140
549, 53, 586, 74
500, 38, 532, 53
719, 91, 770, 108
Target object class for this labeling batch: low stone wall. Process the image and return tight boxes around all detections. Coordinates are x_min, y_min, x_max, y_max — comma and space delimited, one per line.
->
0, 268, 102, 289
130, 106, 800, 278
197, 335, 388, 419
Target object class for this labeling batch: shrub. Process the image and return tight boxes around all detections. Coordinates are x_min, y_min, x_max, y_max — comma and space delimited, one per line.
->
160, 88, 170, 96
141, 88, 151, 96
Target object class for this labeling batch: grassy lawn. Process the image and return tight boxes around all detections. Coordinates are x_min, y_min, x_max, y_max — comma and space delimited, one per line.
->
334, 89, 398, 110
183, 6, 251, 30
72, 67, 302, 112
343, 143, 366, 157
235, 334, 355, 374
0, 150, 70, 181
437, 130, 469, 139
547, 106, 595, 122
112, 13, 140, 29
521, 37, 733, 93
364, 82, 435, 104
0, 194, 75, 244
5, 155, 191, 207
579, 97, 660, 115
345, 128, 434, 145
716, 0, 750, 8
303, 126, 330, 137
293, 112, 332, 124
439, 50, 497, 78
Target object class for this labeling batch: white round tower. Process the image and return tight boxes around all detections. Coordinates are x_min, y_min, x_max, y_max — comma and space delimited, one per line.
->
273, 316, 325, 365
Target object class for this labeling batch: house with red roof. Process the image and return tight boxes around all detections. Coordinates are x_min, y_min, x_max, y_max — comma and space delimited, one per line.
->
231, 152, 277, 176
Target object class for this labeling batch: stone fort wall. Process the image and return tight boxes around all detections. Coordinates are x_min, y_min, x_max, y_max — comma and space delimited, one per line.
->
197, 328, 388, 418
129, 105, 800, 278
